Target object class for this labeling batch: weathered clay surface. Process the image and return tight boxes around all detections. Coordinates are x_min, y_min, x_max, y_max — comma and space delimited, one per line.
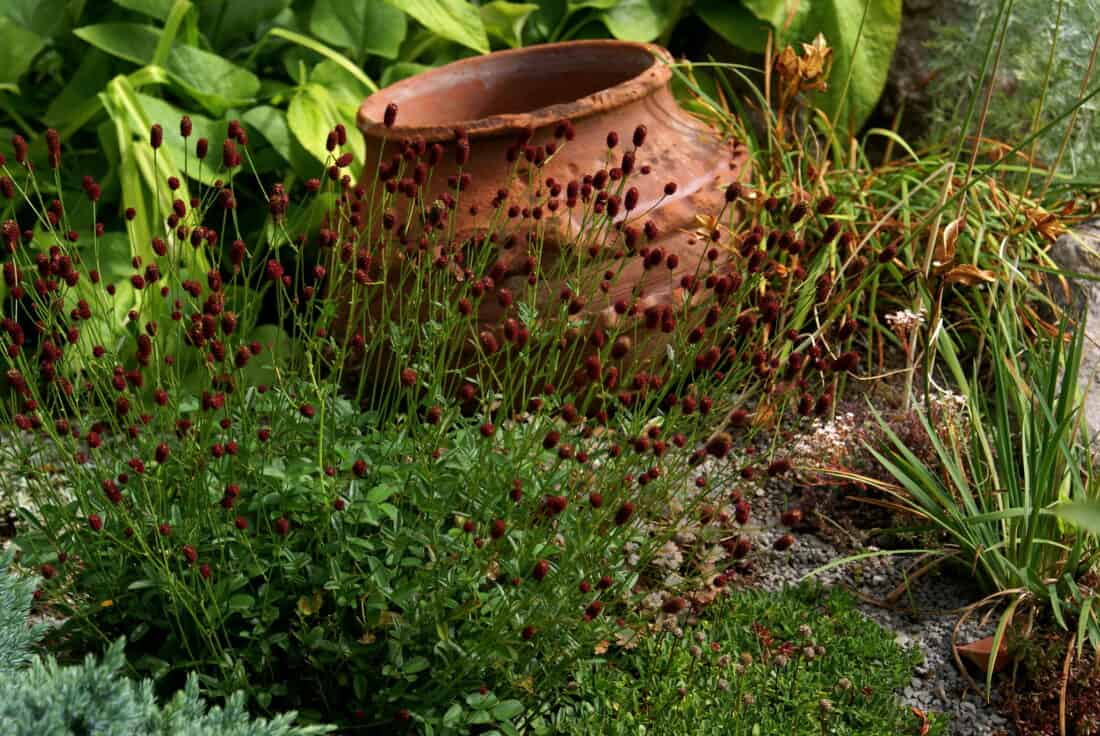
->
347, 41, 748, 364
1050, 220, 1100, 446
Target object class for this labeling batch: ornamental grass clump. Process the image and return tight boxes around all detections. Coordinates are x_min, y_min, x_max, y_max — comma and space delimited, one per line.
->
0, 100, 882, 729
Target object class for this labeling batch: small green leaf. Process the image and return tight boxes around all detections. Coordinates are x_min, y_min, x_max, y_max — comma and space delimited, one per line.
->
386, 0, 489, 53
402, 656, 430, 674
443, 704, 464, 727
311, 0, 407, 60
228, 594, 255, 612
365, 485, 397, 504
491, 700, 524, 720
599, 0, 679, 42
480, 1, 538, 48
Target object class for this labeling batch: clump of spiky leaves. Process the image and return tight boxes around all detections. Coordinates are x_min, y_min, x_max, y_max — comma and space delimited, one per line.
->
844, 275, 1100, 693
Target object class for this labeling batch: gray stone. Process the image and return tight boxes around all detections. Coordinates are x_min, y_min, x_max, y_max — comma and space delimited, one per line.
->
1049, 220, 1100, 448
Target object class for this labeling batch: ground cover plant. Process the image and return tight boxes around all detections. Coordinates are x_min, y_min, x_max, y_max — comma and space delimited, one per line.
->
543, 585, 943, 735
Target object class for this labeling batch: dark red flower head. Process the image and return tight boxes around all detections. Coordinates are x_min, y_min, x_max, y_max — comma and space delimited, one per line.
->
532, 559, 550, 581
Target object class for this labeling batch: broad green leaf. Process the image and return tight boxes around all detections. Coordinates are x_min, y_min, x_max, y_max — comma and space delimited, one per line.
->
365, 485, 397, 504
197, 0, 290, 45
0, 17, 44, 87
386, 0, 489, 53
695, 0, 772, 53
113, 0, 173, 17
310, 0, 406, 60
74, 23, 260, 113
799, 0, 901, 134
133, 93, 222, 185
267, 27, 377, 92
1, 0, 67, 37
45, 50, 114, 126
310, 59, 372, 108
742, 0, 806, 31
287, 83, 364, 167
523, 0, 565, 43
1054, 501, 1100, 534
380, 61, 430, 87
480, 1, 537, 48
243, 105, 296, 165
599, 0, 679, 43
227, 593, 255, 612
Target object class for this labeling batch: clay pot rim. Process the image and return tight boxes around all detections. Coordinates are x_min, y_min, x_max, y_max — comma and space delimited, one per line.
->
357, 40, 673, 143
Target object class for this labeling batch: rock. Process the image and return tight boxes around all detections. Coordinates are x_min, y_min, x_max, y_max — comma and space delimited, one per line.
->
1049, 220, 1100, 447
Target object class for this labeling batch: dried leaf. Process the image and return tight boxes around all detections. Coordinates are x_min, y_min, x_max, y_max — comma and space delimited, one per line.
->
941, 264, 996, 287
594, 640, 610, 655
933, 217, 963, 267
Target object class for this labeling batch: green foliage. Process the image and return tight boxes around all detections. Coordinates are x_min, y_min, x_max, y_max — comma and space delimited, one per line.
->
1, 640, 335, 735
924, 0, 1100, 180
0, 550, 48, 673
0, 553, 332, 735
695, 0, 902, 132
862, 285, 1100, 678
541, 585, 943, 735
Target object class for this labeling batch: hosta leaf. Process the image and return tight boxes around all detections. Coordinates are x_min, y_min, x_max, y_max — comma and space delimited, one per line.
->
0, 17, 44, 88
1055, 501, 1100, 534
797, 0, 901, 134
480, 1, 538, 48
599, 0, 680, 43
1, 0, 67, 38
311, 0, 406, 60
385, 0, 489, 53
113, 0, 174, 17
695, 0, 772, 53
381, 61, 431, 87
74, 23, 260, 113
288, 84, 343, 164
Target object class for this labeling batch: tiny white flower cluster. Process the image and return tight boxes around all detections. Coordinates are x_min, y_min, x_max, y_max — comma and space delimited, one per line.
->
791, 411, 863, 467
885, 308, 926, 332
652, 539, 685, 570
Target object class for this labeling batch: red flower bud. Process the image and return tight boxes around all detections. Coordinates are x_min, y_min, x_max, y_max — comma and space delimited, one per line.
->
532, 559, 550, 581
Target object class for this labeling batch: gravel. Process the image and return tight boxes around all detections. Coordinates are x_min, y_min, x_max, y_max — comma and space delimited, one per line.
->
747, 479, 1015, 736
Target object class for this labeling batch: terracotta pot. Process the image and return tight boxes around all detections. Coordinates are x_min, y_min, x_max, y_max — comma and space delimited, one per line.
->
956, 635, 1012, 673
346, 40, 748, 374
